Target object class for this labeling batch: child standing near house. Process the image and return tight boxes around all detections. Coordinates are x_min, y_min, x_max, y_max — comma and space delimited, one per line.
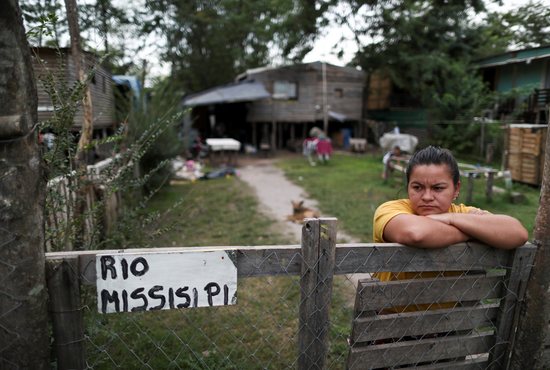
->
303, 136, 318, 166
316, 135, 333, 164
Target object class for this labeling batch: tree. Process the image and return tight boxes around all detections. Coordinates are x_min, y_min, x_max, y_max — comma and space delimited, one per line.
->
143, 0, 331, 93
20, 0, 67, 47
478, 0, 550, 58
0, 0, 49, 368
21, 0, 135, 73
343, 0, 489, 122
509, 121, 550, 369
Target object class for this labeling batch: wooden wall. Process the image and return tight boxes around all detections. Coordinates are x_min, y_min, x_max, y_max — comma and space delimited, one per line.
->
506, 124, 547, 185
245, 63, 365, 123
366, 72, 391, 110
31, 48, 115, 131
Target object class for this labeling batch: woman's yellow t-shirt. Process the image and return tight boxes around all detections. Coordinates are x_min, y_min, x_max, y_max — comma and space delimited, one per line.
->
372, 199, 478, 312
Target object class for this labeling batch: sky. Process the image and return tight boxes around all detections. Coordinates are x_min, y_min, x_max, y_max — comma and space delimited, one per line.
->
302, 0, 534, 67
79, 0, 534, 84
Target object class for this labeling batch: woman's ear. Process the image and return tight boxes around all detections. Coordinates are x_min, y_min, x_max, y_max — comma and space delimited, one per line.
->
454, 181, 461, 200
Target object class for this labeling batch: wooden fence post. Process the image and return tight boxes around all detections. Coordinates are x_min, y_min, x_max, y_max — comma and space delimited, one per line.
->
510, 121, 550, 369
298, 218, 337, 370
489, 246, 536, 369
47, 256, 86, 369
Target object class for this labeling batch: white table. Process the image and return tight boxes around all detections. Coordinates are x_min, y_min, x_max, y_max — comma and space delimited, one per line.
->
206, 138, 241, 166
206, 138, 241, 151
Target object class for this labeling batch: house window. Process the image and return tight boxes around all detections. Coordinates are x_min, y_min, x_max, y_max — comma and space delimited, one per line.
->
334, 88, 343, 98
273, 80, 298, 100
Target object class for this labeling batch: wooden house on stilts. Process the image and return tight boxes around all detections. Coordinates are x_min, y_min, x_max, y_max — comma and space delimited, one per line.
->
183, 62, 366, 151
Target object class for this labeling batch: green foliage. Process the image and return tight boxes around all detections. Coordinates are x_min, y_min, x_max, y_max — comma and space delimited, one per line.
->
477, 0, 550, 58
123, 77, 184, 191
31, 38, 183, 251
21, 0, 66, 47
278, 154, 539, 240
21, 0, 141, 76
143, 0, 330, 92
345, 0, 490, 122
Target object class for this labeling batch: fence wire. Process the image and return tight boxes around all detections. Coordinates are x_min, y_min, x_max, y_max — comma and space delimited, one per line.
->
81, 270, 303, 369
48, 241, 533, 370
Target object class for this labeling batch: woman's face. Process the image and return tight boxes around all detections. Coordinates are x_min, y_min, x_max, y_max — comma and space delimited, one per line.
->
407, 164, 460, 216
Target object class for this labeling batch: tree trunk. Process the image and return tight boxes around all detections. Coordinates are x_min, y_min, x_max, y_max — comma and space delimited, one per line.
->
65, 0, 93, 161
510, 123, 550, 369
65, 0, 94, 250
0, 0, 49, 368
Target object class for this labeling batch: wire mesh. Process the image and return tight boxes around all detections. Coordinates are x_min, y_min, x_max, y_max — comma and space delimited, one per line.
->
81, 270, 302, 369
47, 240, 534, 369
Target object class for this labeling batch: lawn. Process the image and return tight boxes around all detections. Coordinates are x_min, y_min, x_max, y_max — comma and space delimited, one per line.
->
81, 153, 540, 369
83, 177, 353, 369
278, 152, 540, 241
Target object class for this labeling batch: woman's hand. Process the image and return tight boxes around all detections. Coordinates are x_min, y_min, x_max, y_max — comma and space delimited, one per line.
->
427, 212, 528, 249
426, 213, 453, 225
383, 214, 470, 248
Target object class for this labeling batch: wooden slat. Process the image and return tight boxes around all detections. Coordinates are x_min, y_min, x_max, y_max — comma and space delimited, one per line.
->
355, 274, 503, 312
298, 218, 337, 370
489, 245, 537, 369
347, 331, 494, 369
543, 346, 550, 368
412, 355, 488, 369
333, 242, 520, 274
351, 303, 500, 343
45, 243, 536, 286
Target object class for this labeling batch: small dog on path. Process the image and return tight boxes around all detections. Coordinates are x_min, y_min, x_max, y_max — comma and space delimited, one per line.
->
286, 200, 320, 223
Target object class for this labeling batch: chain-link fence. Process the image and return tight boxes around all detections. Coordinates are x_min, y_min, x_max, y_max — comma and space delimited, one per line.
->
45, 219, 535, 369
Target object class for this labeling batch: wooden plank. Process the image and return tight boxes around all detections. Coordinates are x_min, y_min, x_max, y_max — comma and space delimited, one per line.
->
347, 331, 494, 369
542, 346, 550, 369
46, 256, 86, 369
489, 245, 537, 369
412, 355, 488, 369
298, 218, 337, 370
334, 242, 528, 274
46, 242, 536, 286
351, 303, 500, 343
355, 274, 503, 312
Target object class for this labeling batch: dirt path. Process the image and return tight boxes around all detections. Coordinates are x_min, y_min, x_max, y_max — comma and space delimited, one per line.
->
237, 156, 367, 290
237, 157, 358, 244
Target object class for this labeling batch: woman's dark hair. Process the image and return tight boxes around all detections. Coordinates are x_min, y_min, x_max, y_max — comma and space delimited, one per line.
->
406, 146, 460, 185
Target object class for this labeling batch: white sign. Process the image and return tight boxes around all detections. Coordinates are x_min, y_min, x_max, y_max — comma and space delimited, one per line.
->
96, 250, 237, 314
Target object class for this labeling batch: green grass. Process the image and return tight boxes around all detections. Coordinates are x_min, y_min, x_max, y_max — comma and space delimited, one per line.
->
278, 153, 539, 240
83, 177, 353, 369
134, 177, 292, 247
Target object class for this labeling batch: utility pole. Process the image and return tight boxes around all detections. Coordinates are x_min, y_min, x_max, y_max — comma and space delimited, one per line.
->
510, 121, 550, 369
322, 62, 329, 135
0, 0, 49, 368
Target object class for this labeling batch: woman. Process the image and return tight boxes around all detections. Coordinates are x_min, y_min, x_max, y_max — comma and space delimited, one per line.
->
374, 146, 528, 282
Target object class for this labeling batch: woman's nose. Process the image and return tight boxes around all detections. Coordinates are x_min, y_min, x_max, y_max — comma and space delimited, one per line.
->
422, 189, 434, 200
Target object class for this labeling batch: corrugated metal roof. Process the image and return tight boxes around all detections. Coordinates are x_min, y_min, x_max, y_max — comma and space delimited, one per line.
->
236, 61, 364, 81
476, 45, 550, 68
183, 81, 270, 107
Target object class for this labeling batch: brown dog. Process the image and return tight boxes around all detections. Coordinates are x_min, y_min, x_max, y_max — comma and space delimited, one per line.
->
286, 200, 320, 224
